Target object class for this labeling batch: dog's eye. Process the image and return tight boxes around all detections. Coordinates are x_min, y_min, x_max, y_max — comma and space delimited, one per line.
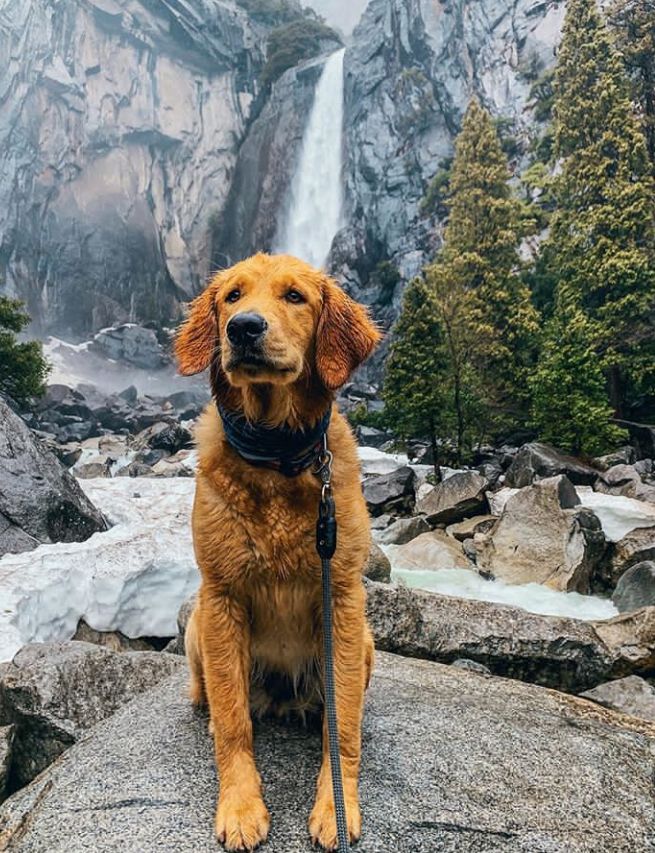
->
225, 289, 241, 303
285, 289, 305, 304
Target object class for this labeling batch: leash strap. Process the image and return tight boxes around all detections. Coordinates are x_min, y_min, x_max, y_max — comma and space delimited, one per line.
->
315, 442, 349, 853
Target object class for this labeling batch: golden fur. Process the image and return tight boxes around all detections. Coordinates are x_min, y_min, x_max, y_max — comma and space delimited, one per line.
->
175, 253, 381, 851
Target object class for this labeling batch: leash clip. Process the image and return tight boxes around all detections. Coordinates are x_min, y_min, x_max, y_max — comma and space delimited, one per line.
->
315, 436, 336, 559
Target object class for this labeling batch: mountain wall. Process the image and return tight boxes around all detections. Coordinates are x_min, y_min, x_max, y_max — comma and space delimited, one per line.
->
335, 0, 565, 331
0, 0, 270, 338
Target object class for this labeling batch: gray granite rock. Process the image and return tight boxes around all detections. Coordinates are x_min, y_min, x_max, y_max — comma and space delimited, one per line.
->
475, 476, 606, 593
417, 471, 489, 525
2, 653, 655, 852
363, 542, 392, 583
0, 398, 107, 557
0, 724, 14, 802
580, 675, 655, 722
505, 443, 599, 488
364, 580, 616, 692
375, 514, 430, 545
613, 561, 655, 612
0, 641, 184, 789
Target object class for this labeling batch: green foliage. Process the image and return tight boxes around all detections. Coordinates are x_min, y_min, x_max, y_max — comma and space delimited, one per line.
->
530, 297, 627, 455
0, 297, 49, 406
261, 20, 340, 88
529, 68, 556, 124
546, 0, 655, 416
420, 159, 452, 217
347, 403, 388, 430
382, 277, 456, 466
425, 99, 539, 431
609, 0, 655, 166
385, 99, 539, 460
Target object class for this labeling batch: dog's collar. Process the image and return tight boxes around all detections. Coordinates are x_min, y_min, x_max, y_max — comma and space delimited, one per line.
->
217, 403, 332, 478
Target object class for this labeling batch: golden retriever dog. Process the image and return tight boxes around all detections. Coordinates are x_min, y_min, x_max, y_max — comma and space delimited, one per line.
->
175, 253, 381, 851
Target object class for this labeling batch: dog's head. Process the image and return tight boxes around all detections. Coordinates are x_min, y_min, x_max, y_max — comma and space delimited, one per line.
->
175, 254, 380, 395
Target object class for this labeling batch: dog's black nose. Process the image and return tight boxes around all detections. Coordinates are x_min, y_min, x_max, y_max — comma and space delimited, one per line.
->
226, 312, 268, 345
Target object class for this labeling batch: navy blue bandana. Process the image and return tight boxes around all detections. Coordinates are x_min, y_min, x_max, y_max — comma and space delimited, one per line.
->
217, 404, 331, 477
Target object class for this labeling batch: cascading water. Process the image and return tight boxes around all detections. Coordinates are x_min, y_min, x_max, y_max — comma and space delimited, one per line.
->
273, 48, 346, 268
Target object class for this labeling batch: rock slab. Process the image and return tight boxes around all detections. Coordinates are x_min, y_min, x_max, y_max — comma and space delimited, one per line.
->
0, 398, 107, 557
2, 653, 655, 852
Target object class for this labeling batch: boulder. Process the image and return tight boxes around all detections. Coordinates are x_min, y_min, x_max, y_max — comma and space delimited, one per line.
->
487, 486, 518, 515
386, 530, 470, 571
0, 642, 184, 789
362, 543, 391, 583
613, 561, 655, 612
375, 515, 430, 545
417, 471, 488, 525
593, 447, 636, 471
361, 466, 415, 516
592, 608, 655, 678
446, 514, 497, 542
365, 581, 615, 692
133, 421, 193, 454
0, 397, 107, 557
580, 676, 655, 722
596, 464, 655, 502
88, 324, 168, 370
3, 655, 655, 852
355, 425, 389, 448
505, 442, 598, 488
475, 476, 606, 592
610, 526, 655, 586
0, 725, 13, 802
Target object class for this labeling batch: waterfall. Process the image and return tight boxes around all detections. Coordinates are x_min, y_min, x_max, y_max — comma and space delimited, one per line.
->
273, 48, 346, 268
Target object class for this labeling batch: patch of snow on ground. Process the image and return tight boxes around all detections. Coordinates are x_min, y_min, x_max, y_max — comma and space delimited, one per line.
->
576, 487, 655, 542
392, 567, 617, 621
0, 479, 199, 662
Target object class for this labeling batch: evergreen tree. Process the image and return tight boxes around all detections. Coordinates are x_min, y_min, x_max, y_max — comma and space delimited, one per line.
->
382, 277, 454, 477
548, 0, 655, 415
531, 296, 627, 455
424, 99, 539, 436
609, 0, 655, 167
0, 297, 49, 406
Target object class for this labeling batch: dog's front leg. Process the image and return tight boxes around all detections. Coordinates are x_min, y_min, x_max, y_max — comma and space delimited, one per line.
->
200, 593, 269, 851
309, 581, 367, 850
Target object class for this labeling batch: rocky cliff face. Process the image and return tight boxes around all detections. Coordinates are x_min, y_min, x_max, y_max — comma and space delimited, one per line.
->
1, 0, 565, 342
336, 0, 565, 329
0, 0, 270, 338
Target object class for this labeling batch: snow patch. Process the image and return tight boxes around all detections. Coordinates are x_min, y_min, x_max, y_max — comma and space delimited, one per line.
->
0, 479, 199, 662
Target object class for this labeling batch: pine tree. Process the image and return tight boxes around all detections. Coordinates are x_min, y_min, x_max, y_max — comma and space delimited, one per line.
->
531, 296, 627, 455
382, 277, 454, 477
0, 297, 49, 407
548, 0, 655, 415
424, 99, 539, 436
609, 0, 655, 167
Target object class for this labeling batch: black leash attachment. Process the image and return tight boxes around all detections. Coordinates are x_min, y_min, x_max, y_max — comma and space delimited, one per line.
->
314, 439, 349, 853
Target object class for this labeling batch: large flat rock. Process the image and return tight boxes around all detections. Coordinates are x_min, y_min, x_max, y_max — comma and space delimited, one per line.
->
1, 653, 655, 852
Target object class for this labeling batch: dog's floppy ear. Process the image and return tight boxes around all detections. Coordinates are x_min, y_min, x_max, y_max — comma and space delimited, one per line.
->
175, 283, 219, 376
315, 278, 381, 390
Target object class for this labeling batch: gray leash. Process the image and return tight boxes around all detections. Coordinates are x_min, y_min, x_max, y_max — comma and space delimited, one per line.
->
315, 441, 349, 853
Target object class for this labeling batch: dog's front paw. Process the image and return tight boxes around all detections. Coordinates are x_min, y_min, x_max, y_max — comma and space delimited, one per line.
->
308, 786, 361, 850
216, 789, 270, 851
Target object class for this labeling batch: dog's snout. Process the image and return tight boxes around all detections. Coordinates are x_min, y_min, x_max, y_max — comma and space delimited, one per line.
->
226, 312, 268, 346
